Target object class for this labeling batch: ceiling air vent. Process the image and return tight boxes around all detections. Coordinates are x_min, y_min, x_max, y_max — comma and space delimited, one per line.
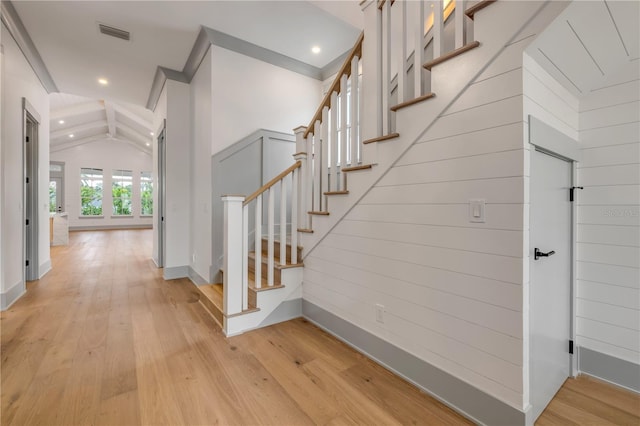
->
98, 23, 130, 41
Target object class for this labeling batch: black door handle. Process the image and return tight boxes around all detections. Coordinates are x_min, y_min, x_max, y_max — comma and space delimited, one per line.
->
534, 248, 556, 260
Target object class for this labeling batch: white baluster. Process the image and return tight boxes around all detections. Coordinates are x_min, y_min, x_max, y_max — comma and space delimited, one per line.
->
290, 168, 298, 264
293, 152, 306, 233
321, 106, 329, 209
305, 134, 313, 226
375, 5, 384, 137
414, 0, 425, 98
433, 0, 444, 58
455, 0, 466, 49
254, 194, 262, 289
382, 0, 391, 135
397, 0, 407, 105
222, 195, 245, 317
351, 56, 360, 165
329, 92, 339, 192
267, 187, 275, 286
340, 74, 348, 179
279, 179, 287, 265
242, 204, 248, 311
313, 120, 322, 211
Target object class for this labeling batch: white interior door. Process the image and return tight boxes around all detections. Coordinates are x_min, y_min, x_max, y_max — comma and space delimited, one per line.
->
530, 148, 572, 421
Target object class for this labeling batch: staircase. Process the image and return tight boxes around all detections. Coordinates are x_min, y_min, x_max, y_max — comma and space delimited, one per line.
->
200, 0, 551, 336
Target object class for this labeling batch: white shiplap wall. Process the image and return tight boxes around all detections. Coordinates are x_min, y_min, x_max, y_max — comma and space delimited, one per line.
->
304, 33, 537, 409
577, 61, 640, 365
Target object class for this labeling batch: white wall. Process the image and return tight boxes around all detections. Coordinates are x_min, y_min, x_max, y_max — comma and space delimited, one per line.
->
164, 80, 191, 273
190, 48, 213, 282
1, 22, 50, 304
210, 45, 321, 155
304, 33, 536, 410
576, 61, 640, 366
49, 139, 153, 229
151, 79, 191, 275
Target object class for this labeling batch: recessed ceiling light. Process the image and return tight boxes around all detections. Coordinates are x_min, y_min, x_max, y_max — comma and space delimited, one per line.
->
146, 142, 150, 146
311, 46, 321, 54
58, 120, 65, 124
150, 132, 154, 136
98, 78, 109, 85
69, 134, 74, 138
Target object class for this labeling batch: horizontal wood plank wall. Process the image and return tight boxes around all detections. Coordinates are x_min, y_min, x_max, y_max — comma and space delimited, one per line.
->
304, 32, 542, 410
577, 61, 640, 366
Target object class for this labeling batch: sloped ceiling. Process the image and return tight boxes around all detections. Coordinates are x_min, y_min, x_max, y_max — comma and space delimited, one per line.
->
526, 0, 639, 97
50, 93, 154, 153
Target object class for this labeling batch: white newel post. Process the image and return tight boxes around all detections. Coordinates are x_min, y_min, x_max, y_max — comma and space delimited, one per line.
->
293, 125, 307, 154
222, 195, 245, 317
293, 152, 308, 231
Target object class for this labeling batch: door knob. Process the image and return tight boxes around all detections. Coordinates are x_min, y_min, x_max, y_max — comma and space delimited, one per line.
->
534, 248, 556, 260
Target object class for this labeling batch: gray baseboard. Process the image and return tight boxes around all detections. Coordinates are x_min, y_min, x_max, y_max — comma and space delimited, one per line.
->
69, 224, 152, 231
1, 280, 26, 310
303, 300, 528, 426
164, 265, 189, 280
259, 298, 302, 328
188, 266, 209, 285
579, 347, 640, 393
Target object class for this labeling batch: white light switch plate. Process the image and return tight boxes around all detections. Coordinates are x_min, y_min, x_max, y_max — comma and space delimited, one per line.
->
469, 199, 485, 223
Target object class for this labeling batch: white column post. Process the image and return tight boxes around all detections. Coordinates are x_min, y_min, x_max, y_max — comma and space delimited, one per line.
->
222, 195, 245, 317
382, 0, 391, 135
340, 74, 348, 177
360, 1, 380, 142
397, 0, 407, 105
350, 56, 360, 166
305, 133, 314, 220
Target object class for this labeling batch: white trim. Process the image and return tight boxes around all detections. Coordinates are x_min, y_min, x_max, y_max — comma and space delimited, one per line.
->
1, 280, 26, 310
39, 258, 51, 278
163, 265, 189, 280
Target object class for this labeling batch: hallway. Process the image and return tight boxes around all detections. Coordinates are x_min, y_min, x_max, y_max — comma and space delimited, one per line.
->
1, 230, 638, 425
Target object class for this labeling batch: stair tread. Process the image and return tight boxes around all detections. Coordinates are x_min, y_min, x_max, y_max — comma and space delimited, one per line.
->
298, 228, 314, 233
390, 93, 435, 112
197, 283, 260, 319
324, 190, 349, 195
465, 0, 496, 19
342, 164, 373, 172
248, 271, 286, 292
363, 133, 399, 144
308, 211, 330, 215
260, 237, 303, 251
423, 41, 481, 71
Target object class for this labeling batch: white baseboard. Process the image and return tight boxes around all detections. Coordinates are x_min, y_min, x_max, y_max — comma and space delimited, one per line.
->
39, 259, 52, 278
188, 266, 209, 285
163, 265, 189, 280
1, 280, 26, 310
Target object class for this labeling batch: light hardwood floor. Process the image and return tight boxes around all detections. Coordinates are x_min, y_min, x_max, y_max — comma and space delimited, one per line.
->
1, 230, 638, 425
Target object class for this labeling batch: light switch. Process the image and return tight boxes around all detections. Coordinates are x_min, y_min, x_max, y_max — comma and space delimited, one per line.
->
469, 199, 485, 223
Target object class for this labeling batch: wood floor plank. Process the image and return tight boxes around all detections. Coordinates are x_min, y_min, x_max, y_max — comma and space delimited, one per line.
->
2, 230, 639, 426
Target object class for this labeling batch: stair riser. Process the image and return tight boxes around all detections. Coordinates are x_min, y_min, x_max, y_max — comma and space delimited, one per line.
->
248, 258, 282, 284
261, 239, 302, 262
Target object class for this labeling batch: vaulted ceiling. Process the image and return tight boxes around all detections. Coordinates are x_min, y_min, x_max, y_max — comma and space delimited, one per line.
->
49, 93, 154, 153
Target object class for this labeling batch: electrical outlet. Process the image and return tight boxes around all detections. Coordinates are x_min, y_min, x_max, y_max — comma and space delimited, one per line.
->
375, 304, 385, 323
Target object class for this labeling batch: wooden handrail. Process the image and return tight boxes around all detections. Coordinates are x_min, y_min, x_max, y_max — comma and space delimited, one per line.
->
243, 161, 301, 206
303, 31, 364, 139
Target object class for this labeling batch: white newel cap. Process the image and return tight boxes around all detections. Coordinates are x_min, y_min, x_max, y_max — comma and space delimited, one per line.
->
221, 195, 245, 202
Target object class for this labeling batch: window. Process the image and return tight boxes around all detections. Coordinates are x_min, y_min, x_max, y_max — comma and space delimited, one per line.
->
49, 180, 57, 213
112, 169, 133, 215
80, 168, 103, 216
140, 171, 153, 216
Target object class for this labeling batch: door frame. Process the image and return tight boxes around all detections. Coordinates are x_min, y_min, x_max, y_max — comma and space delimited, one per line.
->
23, 98, 40, 282
49, 161, 65, 213
156, 119, 166, 268
529, 115, 581, 379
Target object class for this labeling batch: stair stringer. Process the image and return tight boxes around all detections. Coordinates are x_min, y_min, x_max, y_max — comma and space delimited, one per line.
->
299, 0, 554, 258
224, 266, 303, 336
